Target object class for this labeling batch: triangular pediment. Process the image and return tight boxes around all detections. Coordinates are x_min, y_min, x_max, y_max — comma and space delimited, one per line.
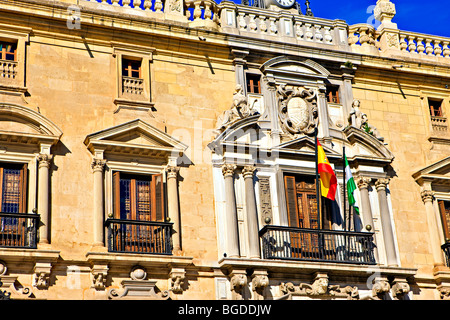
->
413, 156, 450, 186
84, 119, 187, 158
275, 136, 338, 155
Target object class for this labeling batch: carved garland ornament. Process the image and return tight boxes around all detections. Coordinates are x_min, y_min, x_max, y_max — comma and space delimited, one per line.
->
277, 84, 318, 136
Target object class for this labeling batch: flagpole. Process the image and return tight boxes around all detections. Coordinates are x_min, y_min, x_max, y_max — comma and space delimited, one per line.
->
343, 146, 347, 232
314, 128, 321, 229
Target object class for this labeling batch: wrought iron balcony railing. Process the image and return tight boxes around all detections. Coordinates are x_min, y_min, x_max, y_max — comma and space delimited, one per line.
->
105, 219, 173, 255
442, 242, 450, 268
0, 213, 39, 249
259, 225, 376, 265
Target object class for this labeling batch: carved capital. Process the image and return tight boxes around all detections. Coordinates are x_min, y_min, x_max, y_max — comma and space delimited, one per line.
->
420, 190, 435, 203
374, 178, 390, 191
37, 153, 53, 169
356, 176, 372, 189
242, 165, 256, 179
167, 166, 179, 180
222, 164, 237, 178
91, 158, 107, 173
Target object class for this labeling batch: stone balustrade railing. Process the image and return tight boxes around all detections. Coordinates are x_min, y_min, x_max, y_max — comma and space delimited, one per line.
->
348, 23, 380, 54
219, 1, 348, 48
185, 0, 221, 30
0, 60, 17, 80
122, 76, 144, 96
398, 31, 450, 58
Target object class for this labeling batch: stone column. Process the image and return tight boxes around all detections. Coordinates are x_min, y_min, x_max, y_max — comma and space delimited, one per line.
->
357, 177, 375, 232
242, 165, 260, 259
91, 158, 106, 247
37, 154, 53, 244
222, 164, 240, 258
167, 166, 181, 253
356, 176, 379, 262
421, 189, 445, 266
375, 178, 397, 266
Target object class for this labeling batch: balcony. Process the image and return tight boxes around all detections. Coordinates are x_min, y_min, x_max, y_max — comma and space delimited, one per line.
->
0, 213, 39, 249
443, 242, 450, 268
105, 219, 173, 255
259, 225, 376, 265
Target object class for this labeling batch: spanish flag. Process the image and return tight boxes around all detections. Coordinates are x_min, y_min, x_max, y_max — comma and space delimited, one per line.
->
317, 138, 337, 201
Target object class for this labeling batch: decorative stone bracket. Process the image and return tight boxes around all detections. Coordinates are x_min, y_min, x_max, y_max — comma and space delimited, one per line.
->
251, 270, 269, 300
33, 262, 52, 290
169, 267, 186, 294
230, 270, 247, 300
91, 264, 109, 290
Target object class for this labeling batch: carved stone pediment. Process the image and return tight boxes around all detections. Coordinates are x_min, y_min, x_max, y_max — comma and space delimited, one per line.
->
276, 84, 318, 136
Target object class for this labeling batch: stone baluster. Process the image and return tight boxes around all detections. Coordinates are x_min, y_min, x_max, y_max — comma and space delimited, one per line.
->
91, 158, 106, 247
242, 166, 260, 259
443, 41, 450, 58
399, 34, 408, 51
416, 37, 425, 54
222, 164, 240, 258
259, 15, 267, 33
167, 166, 181, 253
425, 39, 434, 56
144, 0, 153, 11
433, 40, 443, 57
421, 189, 445, 266
154, 0, 163, 12
375, 178, 398, 266
407, 35, 417, 53
248, 14, 257, 32
37, 154, 53, 244
122, 0, 131, 7
269, 17, 277, 35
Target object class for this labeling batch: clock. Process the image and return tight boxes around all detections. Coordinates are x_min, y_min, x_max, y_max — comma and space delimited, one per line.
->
274, 0, 296, 9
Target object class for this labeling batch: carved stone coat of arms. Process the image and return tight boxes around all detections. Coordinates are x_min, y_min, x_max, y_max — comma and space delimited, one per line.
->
277, 84, 318, 136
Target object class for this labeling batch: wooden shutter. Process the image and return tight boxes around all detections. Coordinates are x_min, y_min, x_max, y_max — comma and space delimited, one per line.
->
19, 163, 27, 213
113, 172, 121, 219
284, 176, 299, 228
439, 200, 450, 241
152, 174, 164, 222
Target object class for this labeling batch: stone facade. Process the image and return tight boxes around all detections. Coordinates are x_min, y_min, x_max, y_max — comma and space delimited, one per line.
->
0, 0, 449, 300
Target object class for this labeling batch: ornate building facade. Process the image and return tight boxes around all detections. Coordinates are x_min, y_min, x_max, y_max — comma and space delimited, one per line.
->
0, 0, 449, 300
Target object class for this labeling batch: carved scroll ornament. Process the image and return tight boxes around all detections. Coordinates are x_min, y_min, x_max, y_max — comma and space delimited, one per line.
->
277, 84, 318, 136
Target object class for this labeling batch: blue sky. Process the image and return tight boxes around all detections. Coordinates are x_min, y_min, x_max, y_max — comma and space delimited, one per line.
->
227, 0, 450, 38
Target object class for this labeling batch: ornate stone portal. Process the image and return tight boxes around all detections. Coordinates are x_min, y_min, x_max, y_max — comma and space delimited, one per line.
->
277, 84, 318, 136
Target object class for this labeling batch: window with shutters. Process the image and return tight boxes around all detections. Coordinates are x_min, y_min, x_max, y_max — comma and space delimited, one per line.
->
284, 174, 334, 259
246, 73, 261, 94
0, 163, 27, 214
109, 171, 168, 254
0, 162, 28, 247
284, 174, 332, 231
112, 172, 164, 222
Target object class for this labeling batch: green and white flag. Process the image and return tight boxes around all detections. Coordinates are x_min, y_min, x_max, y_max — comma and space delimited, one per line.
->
344, 154, 359, 215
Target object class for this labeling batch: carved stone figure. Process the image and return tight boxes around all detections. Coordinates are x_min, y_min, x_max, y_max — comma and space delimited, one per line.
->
349, 99, 363, 128
277, 84, 318, 136
230, 273, 247, 300
348, 99, 384, 141
216, 84, 259, 132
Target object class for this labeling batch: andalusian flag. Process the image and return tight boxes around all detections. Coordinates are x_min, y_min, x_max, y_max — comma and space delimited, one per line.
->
317, 139, 337, 201
344, 153, 359, 214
